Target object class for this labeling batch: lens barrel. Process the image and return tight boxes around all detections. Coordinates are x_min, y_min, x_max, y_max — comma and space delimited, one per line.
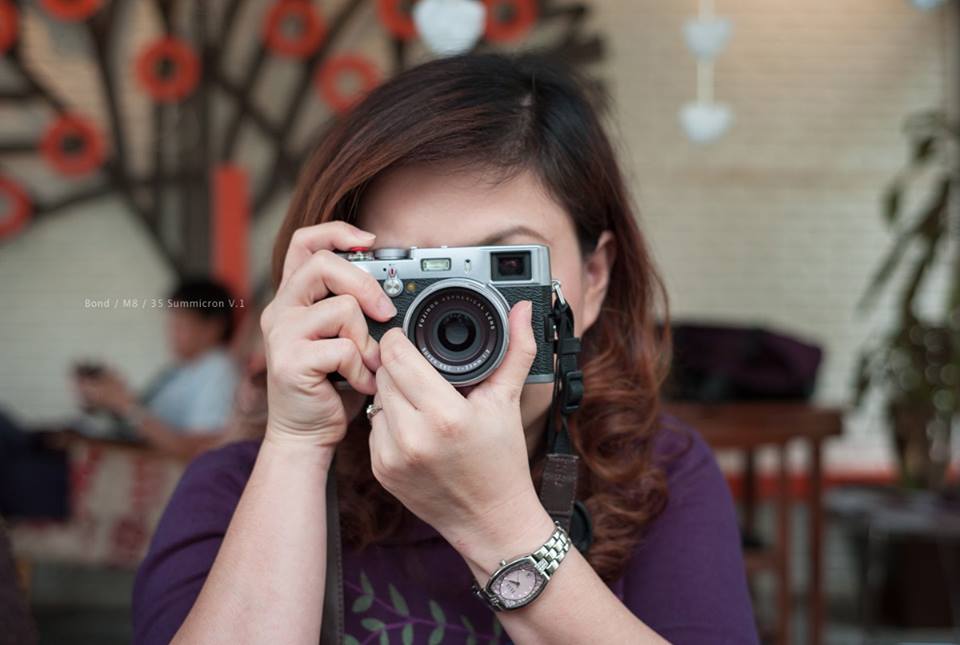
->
402, 279, 510, 385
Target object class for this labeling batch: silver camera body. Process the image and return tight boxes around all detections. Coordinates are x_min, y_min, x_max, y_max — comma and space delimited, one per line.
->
339, 244, 555, 386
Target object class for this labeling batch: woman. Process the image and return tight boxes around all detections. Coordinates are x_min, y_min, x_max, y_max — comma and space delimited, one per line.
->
133, 52, 757, 644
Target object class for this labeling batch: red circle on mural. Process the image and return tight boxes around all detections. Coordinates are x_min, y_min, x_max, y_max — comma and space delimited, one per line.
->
377, 0, 417, 40
484, 0, 537, 42
40, 113, 106, 177
135, 37, 200, 103
315, 54, 379, 114
264, 1, 326, 58
40, 0, 101, 22
0, 176, 32, 239
0, 1, 18, 53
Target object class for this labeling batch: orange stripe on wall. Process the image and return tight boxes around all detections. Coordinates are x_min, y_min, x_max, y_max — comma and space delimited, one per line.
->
212, 164, 249, 300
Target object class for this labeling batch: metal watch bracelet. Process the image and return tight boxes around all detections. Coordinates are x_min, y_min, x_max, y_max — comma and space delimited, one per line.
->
472, 522, 571, 612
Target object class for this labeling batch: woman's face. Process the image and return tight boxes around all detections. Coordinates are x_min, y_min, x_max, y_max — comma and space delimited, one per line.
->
356, 163, 614, 447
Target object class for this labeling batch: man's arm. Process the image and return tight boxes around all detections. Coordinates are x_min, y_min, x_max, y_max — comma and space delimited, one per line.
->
125, 405, 224, 460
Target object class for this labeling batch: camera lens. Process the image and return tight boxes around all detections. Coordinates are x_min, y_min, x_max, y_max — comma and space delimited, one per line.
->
404, 280, 509, 385
437, 313, 476, 352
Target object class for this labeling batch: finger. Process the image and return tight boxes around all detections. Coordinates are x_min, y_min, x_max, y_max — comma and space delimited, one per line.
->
376, 366, 417, 421
288, 295, 381, 371
478, 300, 536, 400
368, 393, 403, 480
278, 249, 397, 321
300, 338, 376, 395
280, 221, 376, 287
378, 327, 459, 410
372, 369, 423, 468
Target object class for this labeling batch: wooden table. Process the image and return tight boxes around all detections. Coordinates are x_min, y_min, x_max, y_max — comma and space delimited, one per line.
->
663, 402, 844, 645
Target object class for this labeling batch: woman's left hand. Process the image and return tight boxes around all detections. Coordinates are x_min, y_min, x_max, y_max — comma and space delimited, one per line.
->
369, 300, 555, 567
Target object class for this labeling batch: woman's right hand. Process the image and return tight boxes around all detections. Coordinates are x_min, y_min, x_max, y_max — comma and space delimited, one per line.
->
259, 221, 397, 447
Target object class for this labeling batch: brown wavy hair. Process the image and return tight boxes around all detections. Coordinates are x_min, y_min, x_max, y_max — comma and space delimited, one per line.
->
269, 52, 672, 582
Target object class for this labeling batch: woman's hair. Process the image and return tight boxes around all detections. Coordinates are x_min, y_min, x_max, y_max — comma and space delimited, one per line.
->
270, 52, 671, 582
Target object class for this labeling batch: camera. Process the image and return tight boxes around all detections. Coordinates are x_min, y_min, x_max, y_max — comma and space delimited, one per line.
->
335, 244, 556, 386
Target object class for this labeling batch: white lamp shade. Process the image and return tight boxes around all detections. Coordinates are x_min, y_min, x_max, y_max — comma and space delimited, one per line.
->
680, 101, 733, 143
683, 16, 733, 60
414, 0, 487, 56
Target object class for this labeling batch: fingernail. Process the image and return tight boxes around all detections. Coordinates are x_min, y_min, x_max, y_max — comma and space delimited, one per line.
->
359, 230, 376, 240
379, 295, 397, 318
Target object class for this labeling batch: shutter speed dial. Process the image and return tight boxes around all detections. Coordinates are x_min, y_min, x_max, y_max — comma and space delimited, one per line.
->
373, 248, 409, 260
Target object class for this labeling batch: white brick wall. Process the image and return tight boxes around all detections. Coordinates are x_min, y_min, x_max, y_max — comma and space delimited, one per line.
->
0, 0, 954, 473
596, 0, 957, 471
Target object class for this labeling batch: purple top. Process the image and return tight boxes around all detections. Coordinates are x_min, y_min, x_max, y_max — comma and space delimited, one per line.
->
132, 421, 758, 644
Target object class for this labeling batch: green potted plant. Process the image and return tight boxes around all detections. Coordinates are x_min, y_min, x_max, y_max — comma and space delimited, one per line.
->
848, 111, 960, 628
855, 110, 959, 490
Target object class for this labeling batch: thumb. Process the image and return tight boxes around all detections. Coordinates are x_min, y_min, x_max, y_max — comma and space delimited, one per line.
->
481, 300, 537, 399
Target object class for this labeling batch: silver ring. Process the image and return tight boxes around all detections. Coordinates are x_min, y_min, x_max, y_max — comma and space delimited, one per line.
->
365, 403, 382, 421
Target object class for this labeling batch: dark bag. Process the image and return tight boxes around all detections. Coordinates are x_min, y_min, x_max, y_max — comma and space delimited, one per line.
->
664, 322, 823, 402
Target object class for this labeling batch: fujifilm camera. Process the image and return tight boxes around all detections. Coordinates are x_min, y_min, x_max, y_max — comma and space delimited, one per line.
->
336, 244, 556, 386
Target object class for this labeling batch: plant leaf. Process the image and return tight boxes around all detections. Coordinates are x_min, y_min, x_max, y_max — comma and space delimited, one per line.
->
489, 616, 503, 645
345, 636, 361, 645
428, 625, 444, 645
461, 615, 476, 634
388, 583, 409, 616
401, 623, 414, 645
910, 135, 936, 163
360, 571, 374, 596
352, 595, 373, 613
899, 180, 950, 320
379, 631, 389, 645
429, 600, 446, 625
362, 617, 385, 632
883, 181, 902, 226
858, 179, 948, 313
853, 351, 874, 407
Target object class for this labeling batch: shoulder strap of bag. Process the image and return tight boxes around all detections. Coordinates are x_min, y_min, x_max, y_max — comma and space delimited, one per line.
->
318, 459, 343, 645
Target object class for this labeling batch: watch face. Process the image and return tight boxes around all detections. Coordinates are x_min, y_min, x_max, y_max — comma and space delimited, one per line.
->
490, 558, 546, 609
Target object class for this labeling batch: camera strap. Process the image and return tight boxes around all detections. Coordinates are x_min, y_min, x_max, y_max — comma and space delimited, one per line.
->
538, 281, 593, 553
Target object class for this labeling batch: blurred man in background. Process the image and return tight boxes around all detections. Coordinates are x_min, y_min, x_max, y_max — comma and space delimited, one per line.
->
73, 278, 241, 458
0, 278, 241, 520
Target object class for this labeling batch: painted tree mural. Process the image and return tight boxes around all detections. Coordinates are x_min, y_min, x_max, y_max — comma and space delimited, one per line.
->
0, 0, 605, 297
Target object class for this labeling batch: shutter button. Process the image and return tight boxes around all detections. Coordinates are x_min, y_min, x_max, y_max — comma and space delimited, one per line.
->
383, 266, 403, 297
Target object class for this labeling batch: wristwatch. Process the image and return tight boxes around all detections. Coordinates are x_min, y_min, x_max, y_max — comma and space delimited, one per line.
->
471, 522, 571, 611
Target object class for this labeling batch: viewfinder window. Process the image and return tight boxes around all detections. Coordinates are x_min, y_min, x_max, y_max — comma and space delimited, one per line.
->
491, 251, 531, 281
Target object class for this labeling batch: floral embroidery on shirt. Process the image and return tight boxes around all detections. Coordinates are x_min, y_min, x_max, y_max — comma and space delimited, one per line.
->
345, 570, 506, 645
